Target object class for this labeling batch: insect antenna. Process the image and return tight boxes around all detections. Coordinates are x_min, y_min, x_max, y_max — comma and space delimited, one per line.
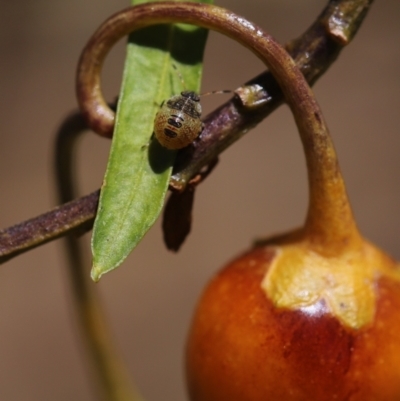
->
199, 89, 233, 97
172, 64, 232, 97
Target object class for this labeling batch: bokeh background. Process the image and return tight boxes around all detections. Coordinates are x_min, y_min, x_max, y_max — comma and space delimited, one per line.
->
1, 0, 399, 400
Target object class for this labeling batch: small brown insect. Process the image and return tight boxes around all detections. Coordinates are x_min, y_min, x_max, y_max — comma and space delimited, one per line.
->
154, 90, 203, 150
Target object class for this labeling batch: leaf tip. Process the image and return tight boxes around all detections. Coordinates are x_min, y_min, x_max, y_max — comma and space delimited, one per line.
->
91, 263, 103, 282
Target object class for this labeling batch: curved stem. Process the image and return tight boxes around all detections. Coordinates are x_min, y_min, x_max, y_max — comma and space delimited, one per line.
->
77, 1, 362, 253
54, 112, 143, 401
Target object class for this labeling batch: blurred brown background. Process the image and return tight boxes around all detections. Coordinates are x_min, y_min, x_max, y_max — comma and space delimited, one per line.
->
0, 0, 399, 400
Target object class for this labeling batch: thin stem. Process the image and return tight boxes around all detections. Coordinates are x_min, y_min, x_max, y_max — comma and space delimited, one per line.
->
54, 112, 143, 401
0, 190, 98, 263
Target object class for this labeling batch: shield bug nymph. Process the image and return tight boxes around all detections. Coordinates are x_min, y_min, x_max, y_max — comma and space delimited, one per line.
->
154, 90, 204, 150
154, 63, 232, 150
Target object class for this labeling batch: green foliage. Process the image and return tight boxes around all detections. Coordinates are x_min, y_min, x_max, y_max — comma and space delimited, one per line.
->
91, 0, 211, 281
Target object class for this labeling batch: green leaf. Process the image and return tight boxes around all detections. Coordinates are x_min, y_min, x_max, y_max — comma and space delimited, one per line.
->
91, 0, 211, 281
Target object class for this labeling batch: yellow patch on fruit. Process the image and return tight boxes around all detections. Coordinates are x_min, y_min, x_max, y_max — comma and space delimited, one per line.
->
261, 239, 400, 329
